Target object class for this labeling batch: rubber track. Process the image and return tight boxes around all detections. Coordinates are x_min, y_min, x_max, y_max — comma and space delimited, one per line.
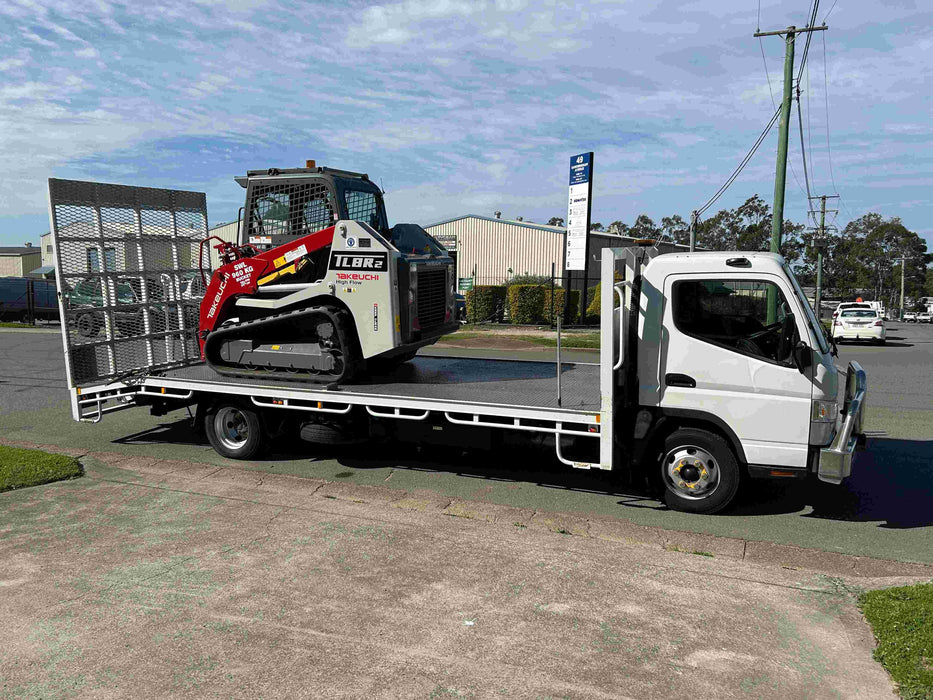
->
203, 305, 362, 385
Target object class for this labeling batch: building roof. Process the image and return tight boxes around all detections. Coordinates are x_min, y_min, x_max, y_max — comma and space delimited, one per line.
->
0, 246, 40, 256
424, 214, 567, 235
423, 214, 694, 250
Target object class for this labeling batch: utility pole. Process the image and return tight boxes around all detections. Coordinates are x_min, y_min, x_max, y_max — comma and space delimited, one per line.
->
754, 22, 826, 322
816, 196, 825, 317
754, 23, 828, 253
808, 194, 838, 320
895, 257, 911, 320
689, 210, 698, 252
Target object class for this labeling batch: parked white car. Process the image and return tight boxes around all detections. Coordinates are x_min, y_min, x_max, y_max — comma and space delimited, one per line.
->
832, 301, 872, 321
904, 311, 918, 323
919, 312, 933, 324
832, 309, 886, 345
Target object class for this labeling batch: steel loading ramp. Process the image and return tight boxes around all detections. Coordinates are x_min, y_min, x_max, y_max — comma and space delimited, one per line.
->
48, 179, 209, 388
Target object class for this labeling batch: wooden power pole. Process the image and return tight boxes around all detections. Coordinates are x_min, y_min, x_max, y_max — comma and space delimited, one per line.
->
754, 23, 827, 253
809, 194, 838, 319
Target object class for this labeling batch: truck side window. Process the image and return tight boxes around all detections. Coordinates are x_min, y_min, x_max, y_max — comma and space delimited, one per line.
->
673, 279, 796, 365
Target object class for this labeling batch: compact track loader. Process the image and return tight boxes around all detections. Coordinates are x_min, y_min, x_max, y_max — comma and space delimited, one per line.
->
198, 164, 458, 383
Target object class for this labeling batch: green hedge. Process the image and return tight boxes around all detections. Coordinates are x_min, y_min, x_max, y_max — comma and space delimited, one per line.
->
565, 290, 580, 322
586, 282, 626, 321
585, 284, 601, 319
507, 285, 546, 324
464, 285, 506, 322
543, 288, 565, 322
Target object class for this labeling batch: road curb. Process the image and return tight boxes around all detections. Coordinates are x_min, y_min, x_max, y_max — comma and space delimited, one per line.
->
3, 438, 932, 579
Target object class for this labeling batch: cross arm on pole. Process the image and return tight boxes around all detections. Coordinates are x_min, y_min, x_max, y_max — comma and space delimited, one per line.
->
754, 25, 827, 38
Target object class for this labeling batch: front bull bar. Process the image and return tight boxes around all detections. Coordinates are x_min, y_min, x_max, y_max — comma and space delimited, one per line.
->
818, 361, 868, 484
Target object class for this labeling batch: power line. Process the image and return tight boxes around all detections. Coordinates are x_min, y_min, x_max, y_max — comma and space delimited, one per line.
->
759, 38, 777, 108
796, 0, 821, 85
821, 32, 839, 195
822, 0, 840, 23
697, 104, 782, 216
790, 0, 821, 227
807, 55, 815, 189
796, 91, 813, 203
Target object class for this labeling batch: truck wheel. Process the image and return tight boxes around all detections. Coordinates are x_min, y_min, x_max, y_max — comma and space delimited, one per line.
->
76, 312, 101, 338
205, 402, 265, 459
659, 428, 740, 514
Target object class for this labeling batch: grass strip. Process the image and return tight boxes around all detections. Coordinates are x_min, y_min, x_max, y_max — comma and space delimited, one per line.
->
860, 582, 933, 699
440, 331, 600, 349
0, 445, 83, 492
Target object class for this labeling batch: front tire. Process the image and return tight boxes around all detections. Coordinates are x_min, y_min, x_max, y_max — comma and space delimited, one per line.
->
204, 402, 265, 459
660, 428, 740, 514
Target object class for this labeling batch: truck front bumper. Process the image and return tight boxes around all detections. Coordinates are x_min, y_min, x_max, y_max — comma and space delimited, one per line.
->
817, 361, 868, 485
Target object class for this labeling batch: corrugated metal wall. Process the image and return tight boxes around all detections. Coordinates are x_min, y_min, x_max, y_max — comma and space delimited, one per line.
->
426, 218, 564, 285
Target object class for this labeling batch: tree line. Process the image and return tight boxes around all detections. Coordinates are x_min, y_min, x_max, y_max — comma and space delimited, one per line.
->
548, 195, 932, 306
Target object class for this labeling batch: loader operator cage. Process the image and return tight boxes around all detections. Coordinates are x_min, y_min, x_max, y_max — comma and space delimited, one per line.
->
245, 174, 388, 243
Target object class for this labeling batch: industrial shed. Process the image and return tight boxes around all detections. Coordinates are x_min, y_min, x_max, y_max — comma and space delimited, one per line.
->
0, 245, 42, 278
424, 214, 689, 288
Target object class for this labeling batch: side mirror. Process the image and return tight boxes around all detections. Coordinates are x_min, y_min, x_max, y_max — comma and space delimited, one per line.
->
793, 340, 812, 373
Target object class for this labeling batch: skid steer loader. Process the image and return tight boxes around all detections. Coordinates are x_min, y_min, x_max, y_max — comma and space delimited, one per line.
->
198, 163, 458, 383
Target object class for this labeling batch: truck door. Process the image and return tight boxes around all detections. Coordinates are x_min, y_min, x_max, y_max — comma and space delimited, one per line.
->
660, 274, 813, 468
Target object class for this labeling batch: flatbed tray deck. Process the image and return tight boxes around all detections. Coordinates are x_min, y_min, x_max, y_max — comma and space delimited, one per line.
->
158, 354, 600, 413
75, 355, 605, 461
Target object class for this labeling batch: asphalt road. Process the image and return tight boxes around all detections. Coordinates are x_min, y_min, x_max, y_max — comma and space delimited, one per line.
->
1, 325, 932, 565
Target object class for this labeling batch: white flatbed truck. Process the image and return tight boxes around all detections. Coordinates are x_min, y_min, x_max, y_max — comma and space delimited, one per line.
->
48, 180, 867, 514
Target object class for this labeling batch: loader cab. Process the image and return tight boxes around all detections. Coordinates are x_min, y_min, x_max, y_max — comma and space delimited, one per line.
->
237, 167, 389, 249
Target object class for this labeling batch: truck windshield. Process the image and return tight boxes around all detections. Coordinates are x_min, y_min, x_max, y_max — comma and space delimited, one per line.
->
783, 263, 829, 354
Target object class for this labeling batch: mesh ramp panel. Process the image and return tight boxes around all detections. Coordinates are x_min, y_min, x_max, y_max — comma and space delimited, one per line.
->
48, 179, 208, 387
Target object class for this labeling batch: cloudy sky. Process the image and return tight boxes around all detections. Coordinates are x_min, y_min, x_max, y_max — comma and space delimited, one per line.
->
1, 0, 930, 252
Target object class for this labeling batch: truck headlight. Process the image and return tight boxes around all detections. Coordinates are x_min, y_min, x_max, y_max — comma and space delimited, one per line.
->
811, 399, 838, 423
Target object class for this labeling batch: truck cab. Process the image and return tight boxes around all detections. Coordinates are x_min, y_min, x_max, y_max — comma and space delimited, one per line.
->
608, 248, 863, 513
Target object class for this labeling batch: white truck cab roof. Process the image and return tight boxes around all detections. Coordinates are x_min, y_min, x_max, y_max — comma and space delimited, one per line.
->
642, 251, 788, 278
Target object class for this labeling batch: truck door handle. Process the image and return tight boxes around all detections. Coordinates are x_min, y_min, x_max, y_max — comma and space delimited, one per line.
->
665, 373, 696, 388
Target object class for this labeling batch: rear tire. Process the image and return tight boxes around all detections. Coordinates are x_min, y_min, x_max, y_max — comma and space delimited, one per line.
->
204, 402, 265, 459
659, 428, 740, 514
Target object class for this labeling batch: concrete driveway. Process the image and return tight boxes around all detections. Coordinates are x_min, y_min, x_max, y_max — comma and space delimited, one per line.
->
0, 454, 911, 699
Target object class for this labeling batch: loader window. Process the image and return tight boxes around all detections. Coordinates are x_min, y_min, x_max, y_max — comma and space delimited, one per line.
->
673, 279, 796, 365
301, 194, 336, 232
248, 182, 336, 239
344, 189, 384, 229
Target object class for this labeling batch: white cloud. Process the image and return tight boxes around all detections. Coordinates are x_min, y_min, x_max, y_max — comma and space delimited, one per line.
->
0, 0, 931, 251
